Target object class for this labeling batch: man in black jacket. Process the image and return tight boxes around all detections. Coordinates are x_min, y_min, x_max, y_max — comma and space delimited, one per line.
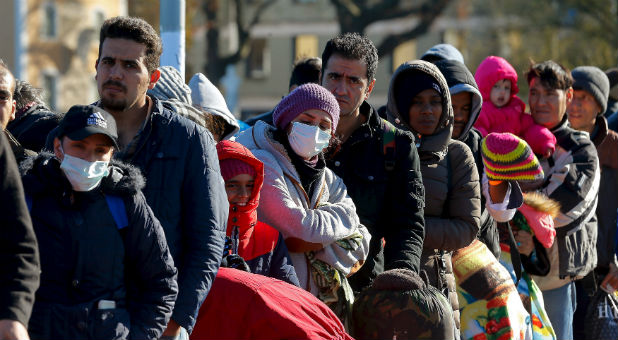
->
321, 33, 425, 292
92, 17, 228, 337
0, 130, 39, 340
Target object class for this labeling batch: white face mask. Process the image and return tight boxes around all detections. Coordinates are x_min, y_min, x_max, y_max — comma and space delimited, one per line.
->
59, 153, 110, 192
288, 122, 331, 159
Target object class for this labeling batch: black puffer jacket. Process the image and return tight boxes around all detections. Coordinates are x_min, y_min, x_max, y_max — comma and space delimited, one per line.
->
326, 101, 425, 292
21, 154, 178, 340
434, 59, 500, 258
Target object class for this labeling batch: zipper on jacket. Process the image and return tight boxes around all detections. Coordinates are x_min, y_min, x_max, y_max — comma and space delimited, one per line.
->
232, 226, 239, 255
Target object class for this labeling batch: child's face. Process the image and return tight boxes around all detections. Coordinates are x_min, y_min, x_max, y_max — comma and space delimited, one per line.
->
490, 79, 512, 108
225, 174, 255, 206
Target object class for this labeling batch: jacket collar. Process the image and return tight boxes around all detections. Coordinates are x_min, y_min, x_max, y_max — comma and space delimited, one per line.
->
343, 101, 380, 146
590, 115, 609, 147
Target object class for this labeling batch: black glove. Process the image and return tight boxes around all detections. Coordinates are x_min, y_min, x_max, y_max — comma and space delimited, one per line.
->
221, 254, 251, 272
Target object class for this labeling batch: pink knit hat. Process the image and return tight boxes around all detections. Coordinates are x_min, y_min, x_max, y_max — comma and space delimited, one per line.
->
272, 83, 340, 132
219, 158, 256, 182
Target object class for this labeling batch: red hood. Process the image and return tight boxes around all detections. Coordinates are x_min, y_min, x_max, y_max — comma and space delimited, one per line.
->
474, 56, 520, 102
217, 140, 264, 236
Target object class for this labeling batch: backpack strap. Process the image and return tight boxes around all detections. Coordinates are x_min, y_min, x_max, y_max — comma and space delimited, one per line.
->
381, 118, 397, 172
25, 193, 128, 230
104, 195, 129, 230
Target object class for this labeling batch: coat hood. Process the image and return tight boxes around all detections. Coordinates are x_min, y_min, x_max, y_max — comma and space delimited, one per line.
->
421, 43, 465, 64
434, 59, 483, 141
216, 140, 264, 235
474, 56, 519, 101
20, 152, 146, 198
147, 66, 193, 104
386, 60, 453, 158
189, 73, 240, 140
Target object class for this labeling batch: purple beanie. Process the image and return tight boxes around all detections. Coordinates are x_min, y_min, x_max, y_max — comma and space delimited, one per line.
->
272, 83, 340, 132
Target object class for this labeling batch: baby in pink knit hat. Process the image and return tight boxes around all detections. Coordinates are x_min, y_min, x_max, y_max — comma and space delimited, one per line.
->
474, 56, 556, 158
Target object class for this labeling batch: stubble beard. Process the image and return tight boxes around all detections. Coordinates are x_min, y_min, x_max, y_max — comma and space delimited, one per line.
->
101, 96, 128, 113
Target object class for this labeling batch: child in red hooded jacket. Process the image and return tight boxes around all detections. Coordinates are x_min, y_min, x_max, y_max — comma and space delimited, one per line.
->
474, 56, 556, 157
216, 140, 299, 286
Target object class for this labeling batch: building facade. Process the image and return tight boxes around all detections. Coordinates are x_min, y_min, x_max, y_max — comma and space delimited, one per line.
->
1, 0, 126, 112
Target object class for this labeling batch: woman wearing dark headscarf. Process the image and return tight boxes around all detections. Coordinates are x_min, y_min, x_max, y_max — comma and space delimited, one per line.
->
385, 60, 481, 338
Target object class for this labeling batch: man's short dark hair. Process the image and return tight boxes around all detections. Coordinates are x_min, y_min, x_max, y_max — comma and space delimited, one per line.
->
321, 33, 378, 82
13, 80, 45, 111
526, 60, 573, 91
0, 59, 16, 92
289, 57, 322, 89
98, 16, 162, 74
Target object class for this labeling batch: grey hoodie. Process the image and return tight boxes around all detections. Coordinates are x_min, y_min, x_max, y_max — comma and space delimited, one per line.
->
421, 43, 465, 64
189, 74, 240, 140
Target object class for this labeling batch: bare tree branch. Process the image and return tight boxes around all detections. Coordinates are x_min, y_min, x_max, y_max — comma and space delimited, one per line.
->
222, 0, 278, 68
376, 0, 451, 57
329, 0, 361, 17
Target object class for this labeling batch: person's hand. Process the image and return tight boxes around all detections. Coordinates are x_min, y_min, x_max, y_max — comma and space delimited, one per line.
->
221, 254, 251, 272
0, 319, 29, 340
162, 319, 181, 337
514, 229, 534, 256
488, 180, 509, 204
600, 262, 618, 293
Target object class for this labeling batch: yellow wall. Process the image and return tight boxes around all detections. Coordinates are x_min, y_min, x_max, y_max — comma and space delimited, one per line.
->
23, 0, 125, 111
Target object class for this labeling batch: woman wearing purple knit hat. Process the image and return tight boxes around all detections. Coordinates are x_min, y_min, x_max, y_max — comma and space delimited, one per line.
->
235, 83, 370, 327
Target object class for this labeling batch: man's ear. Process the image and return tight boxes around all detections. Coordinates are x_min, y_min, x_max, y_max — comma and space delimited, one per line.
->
9, 99, 15, 122
565, 87, 574, 104
365, 79, 376, 100
148, 69, 161, 90
53, 137, 64, 161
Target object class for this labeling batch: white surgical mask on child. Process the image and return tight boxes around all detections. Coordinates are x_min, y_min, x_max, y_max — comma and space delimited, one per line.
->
288, 122, 331, 159
59, 148, 110, 192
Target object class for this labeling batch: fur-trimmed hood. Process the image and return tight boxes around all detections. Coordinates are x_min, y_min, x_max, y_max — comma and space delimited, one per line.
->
20, 152, 146, 198
386, 60, 453, 160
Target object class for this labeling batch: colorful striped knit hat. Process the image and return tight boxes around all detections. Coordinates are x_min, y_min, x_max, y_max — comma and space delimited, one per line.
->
481, 132, 544, 182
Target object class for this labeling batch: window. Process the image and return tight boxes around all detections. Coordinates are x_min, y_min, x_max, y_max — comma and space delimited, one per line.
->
294, 35, 319, 61
392, 40, 416, 72
42, 73, 58, 111
42, 3, 58, 39
247, 39, 270, 79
